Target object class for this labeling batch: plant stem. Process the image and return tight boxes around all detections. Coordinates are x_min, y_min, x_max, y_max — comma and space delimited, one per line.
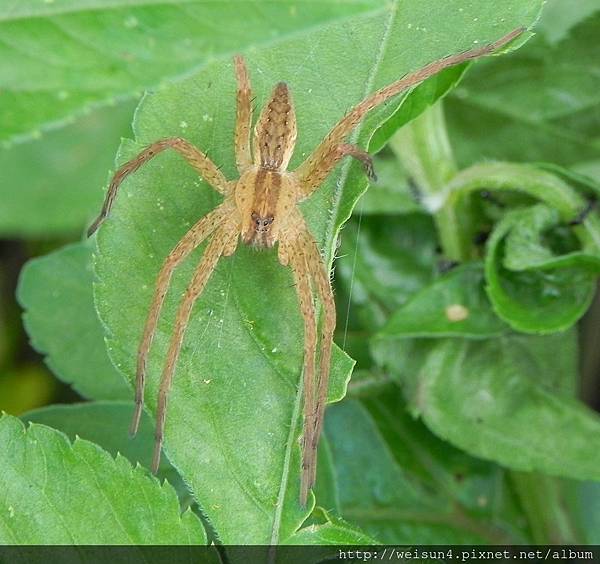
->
510, 472, 582, 544
390, 101, 474, 262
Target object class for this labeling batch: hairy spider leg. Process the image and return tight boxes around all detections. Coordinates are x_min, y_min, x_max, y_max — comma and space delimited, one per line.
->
302, 232, 336, 494
293, 27, 524, 198
87, 137, 232, 236
298, 143, 376, 197
234, 55, 253, 173
286, 27, 524, 504
130, 204, 231, 437
152, 224, 239, 472
283, 238, 318, 505
87, 27, 526, 504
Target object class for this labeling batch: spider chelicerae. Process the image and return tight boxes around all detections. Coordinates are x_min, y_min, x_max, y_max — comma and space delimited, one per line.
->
88, 27, 523, 506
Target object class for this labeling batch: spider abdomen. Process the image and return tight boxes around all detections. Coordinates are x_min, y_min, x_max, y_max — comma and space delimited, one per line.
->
254, 82, 298, 171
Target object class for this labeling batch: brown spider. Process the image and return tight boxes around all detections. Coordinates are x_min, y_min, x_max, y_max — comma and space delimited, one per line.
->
88, 27, 523, 506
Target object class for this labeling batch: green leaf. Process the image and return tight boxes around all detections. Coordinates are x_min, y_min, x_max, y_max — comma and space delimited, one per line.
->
444, 161, 600, 253
373, 331, 600, 484
0, 1, 379, 145
284, 523, 376, 546
21, 402, 176, 481
535, 161, 600, 201
93, 2, 542, 544
370, 65, 468, 153
0, 101, 135, 238
447, 12, 600, 169
485, 205, 597, 334
17, 241, 129, 400
379, 263, 509, 339
510, 472, 583, 544
334, 212, 436, 371
446, 162, 587, 218
226, 521, 378, 564
502, 204, 600, 272
312, 435, 340, 514
325, 397, 526, 543
0, 414, 205, 545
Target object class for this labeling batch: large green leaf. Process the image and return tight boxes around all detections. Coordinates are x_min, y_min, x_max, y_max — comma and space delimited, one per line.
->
0, 1, 379, 145
373, 331, 600, 483
0, 414, 206, 545
0, 101, 135, 238
93, 1, 542, 544
17, 241, 129, 400
21, 402, 176, 481
447, 11, 600, 169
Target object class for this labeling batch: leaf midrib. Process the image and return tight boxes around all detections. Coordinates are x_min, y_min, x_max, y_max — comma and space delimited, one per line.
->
323, 0, 398, 266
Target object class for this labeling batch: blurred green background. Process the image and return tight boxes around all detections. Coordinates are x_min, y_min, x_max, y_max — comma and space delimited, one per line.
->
0, 100, 136, 415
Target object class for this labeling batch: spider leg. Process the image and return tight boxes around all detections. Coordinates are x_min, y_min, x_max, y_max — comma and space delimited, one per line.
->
88, 137, 232, 236
293, 28, 523, 199
285, 240, 318, 506
301, 234, 336, 490
152, 225, 238, 473
234, 55, 253, 173
295, 143, 376, 199
286, 231, 336, 503
130, 204, 229, 437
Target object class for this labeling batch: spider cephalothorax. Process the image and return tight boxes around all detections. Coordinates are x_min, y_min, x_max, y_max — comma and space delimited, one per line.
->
88, 27, 523, 506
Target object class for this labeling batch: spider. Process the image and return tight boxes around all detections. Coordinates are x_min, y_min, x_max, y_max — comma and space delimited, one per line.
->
88, 27, 523, 506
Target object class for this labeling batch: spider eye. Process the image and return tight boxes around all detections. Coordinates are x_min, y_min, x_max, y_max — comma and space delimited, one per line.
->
250, 213, 274, 229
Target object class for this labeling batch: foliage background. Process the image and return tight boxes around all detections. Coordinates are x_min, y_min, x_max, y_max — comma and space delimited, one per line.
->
1, 0, 600, 550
